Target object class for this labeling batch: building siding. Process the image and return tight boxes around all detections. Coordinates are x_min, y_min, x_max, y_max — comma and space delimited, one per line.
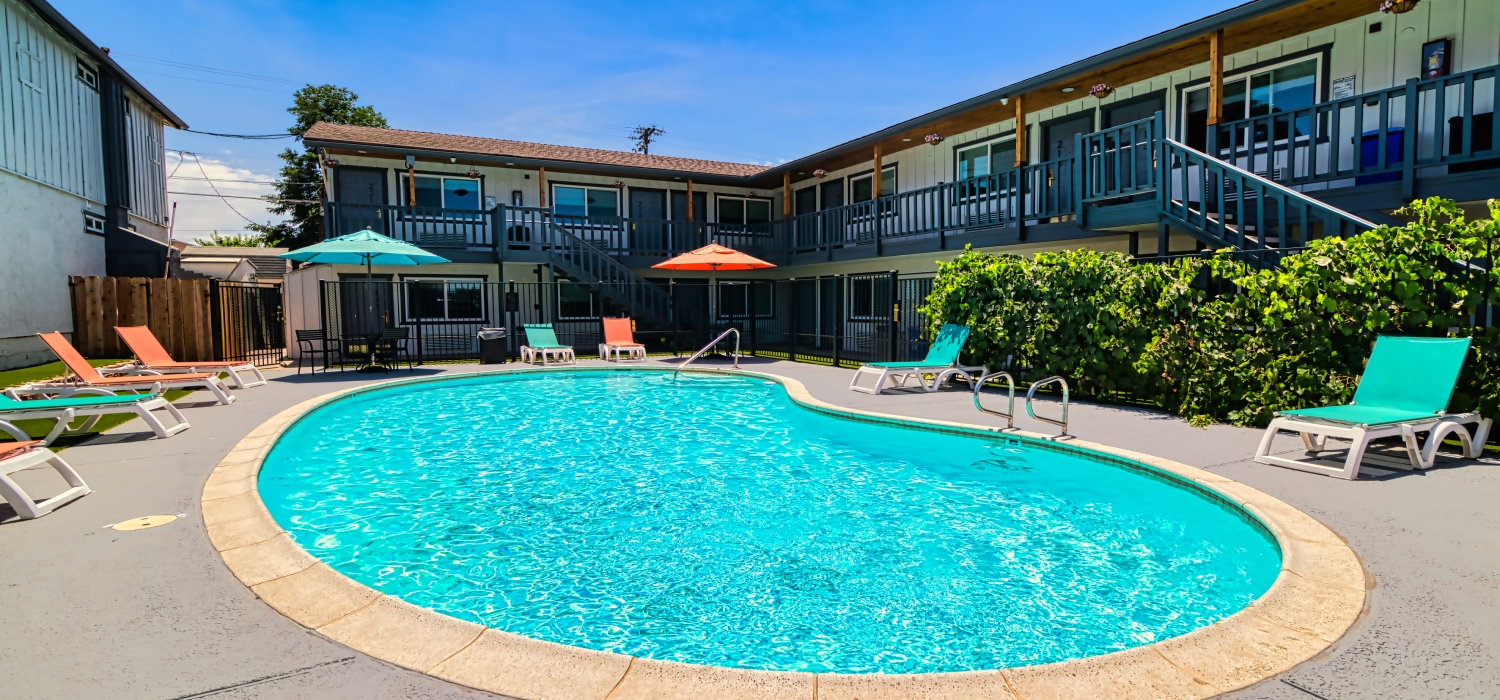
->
0, 0, 104, 203
126, 95, 166, 225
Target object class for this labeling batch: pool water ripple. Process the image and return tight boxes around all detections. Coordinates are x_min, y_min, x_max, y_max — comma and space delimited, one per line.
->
259, 371, 1279, 674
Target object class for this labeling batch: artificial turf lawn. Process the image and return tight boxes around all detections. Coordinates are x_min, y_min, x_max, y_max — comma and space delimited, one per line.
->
0, 359, 196, 449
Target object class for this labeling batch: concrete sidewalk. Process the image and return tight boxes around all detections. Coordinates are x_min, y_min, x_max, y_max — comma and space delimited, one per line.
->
1, 358, 1495, 699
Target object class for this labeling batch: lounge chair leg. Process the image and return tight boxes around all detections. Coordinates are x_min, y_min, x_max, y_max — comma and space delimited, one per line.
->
135, 400, 190, 439
0, 449, 90, 520
204, 379, 237, 406
41, 408, 78, 446
1340, 428, 1369, 480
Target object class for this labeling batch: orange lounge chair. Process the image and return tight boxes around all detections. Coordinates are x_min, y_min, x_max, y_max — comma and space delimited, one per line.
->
597, 318, 646, 362
14, 333, 236, 406
116, 326, 267, 389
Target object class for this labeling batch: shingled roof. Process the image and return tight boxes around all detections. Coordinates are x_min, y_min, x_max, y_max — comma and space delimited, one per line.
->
303, 123, 770, 178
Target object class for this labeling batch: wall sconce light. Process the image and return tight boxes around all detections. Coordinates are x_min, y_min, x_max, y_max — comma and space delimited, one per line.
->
813, 169, 828, 178
924, 133, 943, 144
1000, 97, 1009, 106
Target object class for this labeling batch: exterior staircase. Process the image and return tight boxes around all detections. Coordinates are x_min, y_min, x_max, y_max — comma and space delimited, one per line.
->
539, 222, 674, 326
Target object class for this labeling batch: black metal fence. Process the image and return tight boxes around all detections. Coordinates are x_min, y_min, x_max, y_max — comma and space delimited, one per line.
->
213, 281, 285, 366
316, 273, 938, 366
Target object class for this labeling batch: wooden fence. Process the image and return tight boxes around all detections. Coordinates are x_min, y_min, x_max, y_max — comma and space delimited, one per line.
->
68, 276, 217, 360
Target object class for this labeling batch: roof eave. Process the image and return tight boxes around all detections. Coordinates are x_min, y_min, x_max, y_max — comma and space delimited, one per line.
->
22, 0, 189, 129
758, 0, 1303, 179
306, 136, 766, 186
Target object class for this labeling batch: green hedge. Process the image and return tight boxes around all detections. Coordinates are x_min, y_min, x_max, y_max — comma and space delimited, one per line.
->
922, 198, 1500, 428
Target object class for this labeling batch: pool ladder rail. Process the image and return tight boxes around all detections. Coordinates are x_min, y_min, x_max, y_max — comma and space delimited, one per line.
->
673, 327, 741, 381
973, 371, 1070, 438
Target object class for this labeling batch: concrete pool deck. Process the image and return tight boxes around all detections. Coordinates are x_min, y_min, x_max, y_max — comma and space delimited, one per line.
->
1, 357, 1496, 699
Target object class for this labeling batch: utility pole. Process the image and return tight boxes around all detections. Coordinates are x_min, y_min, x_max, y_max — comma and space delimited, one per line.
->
630, 125, 664, 154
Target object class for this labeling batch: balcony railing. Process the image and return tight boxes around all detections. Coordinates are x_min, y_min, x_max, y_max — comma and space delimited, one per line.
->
1207, 64, 1498, 191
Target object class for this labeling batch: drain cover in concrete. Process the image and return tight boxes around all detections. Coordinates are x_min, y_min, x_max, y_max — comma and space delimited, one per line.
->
112, 515, 178, 531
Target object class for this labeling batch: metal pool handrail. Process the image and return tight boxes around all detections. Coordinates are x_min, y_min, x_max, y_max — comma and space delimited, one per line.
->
673, 327, 740, 381
973, 371, 1018, 429
1026, 376, 1070, 437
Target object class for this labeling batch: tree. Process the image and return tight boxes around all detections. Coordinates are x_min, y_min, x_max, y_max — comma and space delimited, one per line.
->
195, 231, 268, 247
248, 85, 388, 250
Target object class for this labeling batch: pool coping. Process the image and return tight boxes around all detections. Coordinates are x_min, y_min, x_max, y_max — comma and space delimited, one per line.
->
202, 365, 1369, 700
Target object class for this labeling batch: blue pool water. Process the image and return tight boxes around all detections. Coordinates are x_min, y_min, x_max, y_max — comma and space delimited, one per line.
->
259, 370, 1279, 674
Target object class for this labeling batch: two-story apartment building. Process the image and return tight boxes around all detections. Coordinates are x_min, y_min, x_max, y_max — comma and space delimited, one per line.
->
296, 0, 1498, 358
0, 0, 184, 368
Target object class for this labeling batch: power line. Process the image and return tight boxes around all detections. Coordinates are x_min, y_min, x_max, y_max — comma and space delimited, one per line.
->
169, 176, 278, 184
186, 151, 265, 224
182, 129, 293, 139
168, 191, 317, 204
116, 52, 781, 161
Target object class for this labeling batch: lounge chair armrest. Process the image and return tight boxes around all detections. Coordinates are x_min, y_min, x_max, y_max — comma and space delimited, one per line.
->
2, 388, 19, 401
66, 387, 122, 398
0, 419, 30, 443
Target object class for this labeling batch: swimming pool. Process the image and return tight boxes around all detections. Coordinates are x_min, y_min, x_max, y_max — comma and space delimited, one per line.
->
258, 369, 1280, 674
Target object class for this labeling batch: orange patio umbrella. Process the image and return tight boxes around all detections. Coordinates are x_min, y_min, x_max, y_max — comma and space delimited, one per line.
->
652, 242, 776, 320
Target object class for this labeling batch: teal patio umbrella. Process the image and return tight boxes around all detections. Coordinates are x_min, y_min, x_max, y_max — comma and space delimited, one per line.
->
279, 228, 450, 279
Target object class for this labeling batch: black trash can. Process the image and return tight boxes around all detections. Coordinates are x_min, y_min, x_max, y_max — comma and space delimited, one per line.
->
478, 327, 507, 364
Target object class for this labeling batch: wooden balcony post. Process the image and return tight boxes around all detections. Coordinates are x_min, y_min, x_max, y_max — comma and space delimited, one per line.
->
686, 179, 694, 221
538, 167, 547, 208
1014, 95, 1028, 167
872, 144, 883, 198
1207, 30, 1224, 126
782, 172, 790, 218
407, 164, 416, 206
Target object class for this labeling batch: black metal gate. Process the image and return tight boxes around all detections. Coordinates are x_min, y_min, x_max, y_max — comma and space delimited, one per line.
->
211, 281, 285, 365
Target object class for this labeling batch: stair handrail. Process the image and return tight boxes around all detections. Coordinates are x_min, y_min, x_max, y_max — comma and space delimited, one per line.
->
673, 327, 740, 381
1025, 376, 1070, 437
1161, 137, 1379, 229
973, 371, 1018, 429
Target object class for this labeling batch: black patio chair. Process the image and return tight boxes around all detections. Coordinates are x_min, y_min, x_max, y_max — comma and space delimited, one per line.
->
295, 329, 343, 374
378, 326, 414, 371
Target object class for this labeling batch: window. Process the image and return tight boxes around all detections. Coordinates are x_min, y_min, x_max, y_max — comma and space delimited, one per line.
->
1183, 57, 1318, 150
847, 276, 890, 320
398, 175, 482, 210
76, 60, 97, 90
718, 283, 773, 319
553, 185, 619, 218
405, 278, 484, 321
850, 166, 896, 203
557, 282, 599, 319
83, 211, 105, 235
956, 139, 1016, 181
718, 197, 771, 226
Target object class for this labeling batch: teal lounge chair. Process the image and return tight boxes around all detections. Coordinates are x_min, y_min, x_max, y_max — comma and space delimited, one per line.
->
1254, 336, 1491, 479
0, 386, 190, 445
520, 324, 576, 365
849, 323, 986, 395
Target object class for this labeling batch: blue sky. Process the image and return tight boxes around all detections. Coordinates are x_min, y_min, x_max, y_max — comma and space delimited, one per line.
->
52, 0, 1241, 237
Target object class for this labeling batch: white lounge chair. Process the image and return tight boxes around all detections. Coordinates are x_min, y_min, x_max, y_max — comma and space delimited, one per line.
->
0, 421, 90, 520
0, 386, 190, 445
521, 324, 576, 365
849, 323, 986, 395
1254, 336, 1491, 480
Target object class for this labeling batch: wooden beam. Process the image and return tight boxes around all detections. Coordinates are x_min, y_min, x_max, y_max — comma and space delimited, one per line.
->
782, 172, 790, 217
872, 144, 883, 198
1014, 96, 1027, 167
1207, 29, 1224, 125
686, 179, 694, 221
538, 167, 547, 208
406, 165, 416, 206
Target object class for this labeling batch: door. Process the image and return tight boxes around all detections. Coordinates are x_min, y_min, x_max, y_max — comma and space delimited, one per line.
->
793, 186, 817, 246
669, 190, 707, 250
1041, 114, 1093, 212
334, 167, 387, 235
819, 178, 845, 244
336, 274, 395, 341
629, 188, 667, 255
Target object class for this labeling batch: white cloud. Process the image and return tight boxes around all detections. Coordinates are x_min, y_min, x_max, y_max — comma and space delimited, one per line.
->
165, 154, 290, 243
